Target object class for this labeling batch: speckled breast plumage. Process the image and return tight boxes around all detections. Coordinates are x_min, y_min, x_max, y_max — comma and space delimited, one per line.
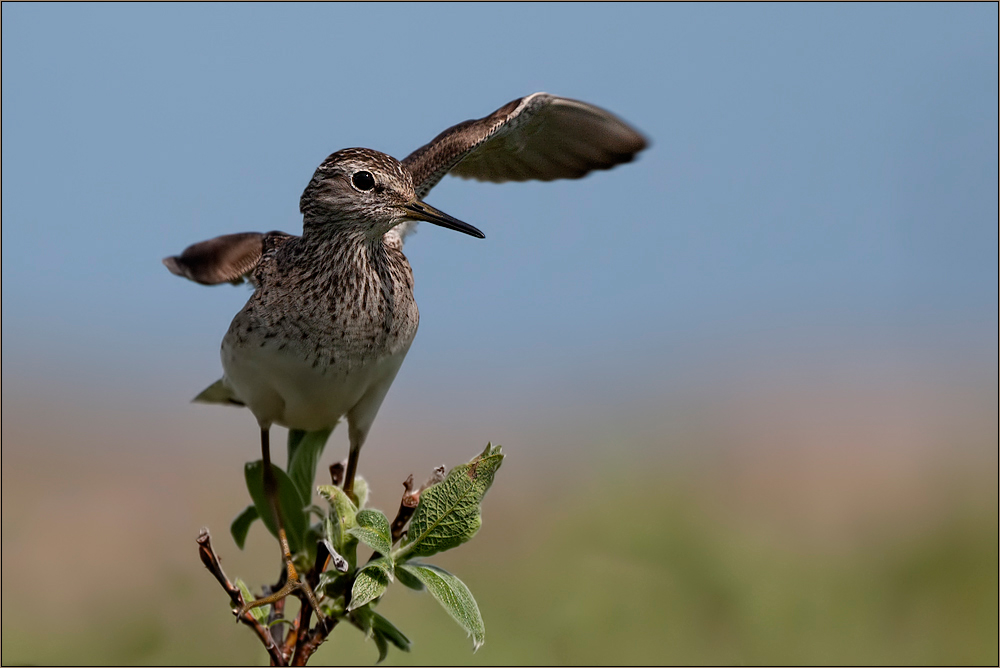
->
220, 231, 419, 429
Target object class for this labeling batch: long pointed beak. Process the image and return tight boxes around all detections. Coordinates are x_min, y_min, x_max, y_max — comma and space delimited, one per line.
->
401, 200, 485, 239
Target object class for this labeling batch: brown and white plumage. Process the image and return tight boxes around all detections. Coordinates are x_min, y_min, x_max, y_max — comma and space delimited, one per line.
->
164, 94, 646, 616
163, 90, 648, 483
163, 230, 293, 285
164, 93, 648, 285
404, 92, 648, 198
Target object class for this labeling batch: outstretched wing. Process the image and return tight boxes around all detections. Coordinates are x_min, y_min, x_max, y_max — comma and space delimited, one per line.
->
162, 230, 294, 285
402, 92, 648, 200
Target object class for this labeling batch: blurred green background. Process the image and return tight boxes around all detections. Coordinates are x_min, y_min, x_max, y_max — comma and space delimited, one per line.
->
2, 3, 997, 665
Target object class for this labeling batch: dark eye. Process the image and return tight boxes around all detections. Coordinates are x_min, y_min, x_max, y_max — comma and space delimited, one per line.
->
351, 171, 376, 191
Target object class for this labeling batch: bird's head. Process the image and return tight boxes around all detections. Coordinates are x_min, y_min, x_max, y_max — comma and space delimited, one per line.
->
300, 148, 484, 240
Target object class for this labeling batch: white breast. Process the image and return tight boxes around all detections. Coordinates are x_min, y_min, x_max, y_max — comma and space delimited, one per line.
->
221, 335, 413, 432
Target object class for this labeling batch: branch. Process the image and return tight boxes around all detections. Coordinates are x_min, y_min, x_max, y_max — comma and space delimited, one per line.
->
391, 466, 446, 544
291, 617, 336, 667
197, 528, 288, 666
329, 461, 345, 487
199, 463, 451, 665
390, 475, 418, 544
287, 542, 338, 665
265, 568, 289, 646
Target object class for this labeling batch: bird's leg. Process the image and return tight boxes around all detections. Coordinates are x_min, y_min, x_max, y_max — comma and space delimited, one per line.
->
341, 437, 362, 503
237, 428, 325, 624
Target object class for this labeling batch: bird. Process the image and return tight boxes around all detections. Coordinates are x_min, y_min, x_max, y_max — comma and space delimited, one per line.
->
164, 92, 647, 618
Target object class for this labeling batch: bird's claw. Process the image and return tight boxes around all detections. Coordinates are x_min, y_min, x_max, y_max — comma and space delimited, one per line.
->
236, 575, 325, 624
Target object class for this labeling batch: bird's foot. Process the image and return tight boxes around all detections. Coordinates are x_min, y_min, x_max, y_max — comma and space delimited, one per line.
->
236, 562, 326, 624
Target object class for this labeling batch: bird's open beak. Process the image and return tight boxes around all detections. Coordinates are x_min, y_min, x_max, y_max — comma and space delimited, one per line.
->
401, 200, 485, 239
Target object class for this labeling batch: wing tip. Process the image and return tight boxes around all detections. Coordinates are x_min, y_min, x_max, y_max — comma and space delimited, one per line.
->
162, 255, 185, 277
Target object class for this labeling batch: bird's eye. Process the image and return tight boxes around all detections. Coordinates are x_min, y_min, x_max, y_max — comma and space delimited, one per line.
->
351, 171, 376, 191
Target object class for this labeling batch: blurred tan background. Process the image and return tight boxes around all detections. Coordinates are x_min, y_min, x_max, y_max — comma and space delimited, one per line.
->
3, 347, 996, 665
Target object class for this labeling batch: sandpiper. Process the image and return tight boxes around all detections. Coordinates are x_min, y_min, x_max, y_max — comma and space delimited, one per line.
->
165, 92, 647, 617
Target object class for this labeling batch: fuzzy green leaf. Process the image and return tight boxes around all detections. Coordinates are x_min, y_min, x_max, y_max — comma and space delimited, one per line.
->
349, 557, 393, 610
235, 578, 270, 624
286, 428, 333, 503
318, 484, 358, 556
350, 509, 392, 555
245, 460, 307, 554
396, 444, 504, 560
230, 504, 259, 550
398, 563, 485, 650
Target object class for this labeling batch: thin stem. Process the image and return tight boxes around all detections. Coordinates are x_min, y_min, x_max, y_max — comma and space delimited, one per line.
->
239, 428, 325, 622
196, 529, 288, 666
390, 474, 419, 544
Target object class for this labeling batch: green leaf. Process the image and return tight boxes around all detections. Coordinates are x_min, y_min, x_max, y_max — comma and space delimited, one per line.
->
318, 484, 357, 518
369, 611, 411, 652
372, 629, 389, 664
396, 444, 504, 561
349, 509, 392, 555
398, 563, 485, 651
350, 607, 411, 663
286, 428, 333, 503
286, 428, 307, 463
349, 557, 393, 610
318, 569, 346, 599
230, 505, 259, 550
245, 460, 308, 555
394, 564, 425, 591
318, 484, 358, 557
235, 578, 270, 624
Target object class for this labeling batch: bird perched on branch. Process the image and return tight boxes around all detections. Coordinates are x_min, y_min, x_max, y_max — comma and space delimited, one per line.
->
165, 92, 647, 618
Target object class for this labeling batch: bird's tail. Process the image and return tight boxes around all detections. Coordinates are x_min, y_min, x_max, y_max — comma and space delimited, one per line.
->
193, 378, 245, 406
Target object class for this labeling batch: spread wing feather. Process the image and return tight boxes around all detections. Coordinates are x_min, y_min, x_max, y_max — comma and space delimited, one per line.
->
163, 230, 294, 286
402, 92, 648, 200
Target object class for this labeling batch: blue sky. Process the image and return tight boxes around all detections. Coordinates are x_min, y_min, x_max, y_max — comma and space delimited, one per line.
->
3, 3, 997, 425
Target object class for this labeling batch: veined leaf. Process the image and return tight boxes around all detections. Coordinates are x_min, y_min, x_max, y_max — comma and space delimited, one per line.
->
245, 460, 308, 555
395, 444, 504, 561
350, 509, 392, 555
230, 504, 259, 550
398, 563, 485, 651
286, 428, 333, 503
349, 557, 393, 610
